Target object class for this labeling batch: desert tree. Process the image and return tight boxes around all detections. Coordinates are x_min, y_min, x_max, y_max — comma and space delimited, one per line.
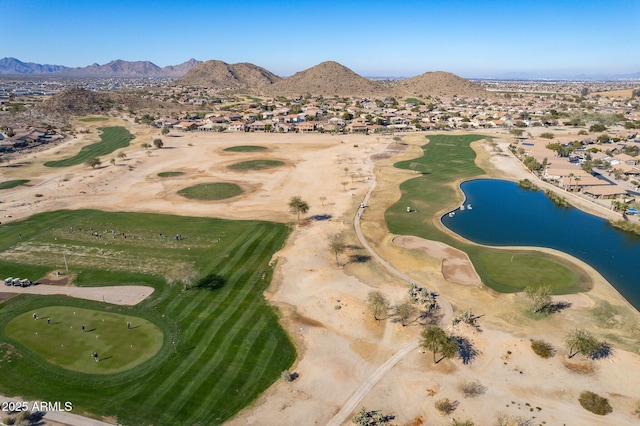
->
328, 234, 346, 266
341, 181, 349, 191
367, 291, 389, 321
288, 196, 309, 224
395, 297, 418, 326
85, 157, 101, 168
320, 196, 327, 206
510, 128, 524, 138
161, 126, 170, 135
524, 284, 552, 314
565, 329, 600, 358
118, 152, 127, 160
421, 325, 459, 363
109, 158, 116, 166
153, 138, 164, 149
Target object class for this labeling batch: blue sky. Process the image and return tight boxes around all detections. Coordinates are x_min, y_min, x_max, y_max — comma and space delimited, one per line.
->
3, 0, 639, 77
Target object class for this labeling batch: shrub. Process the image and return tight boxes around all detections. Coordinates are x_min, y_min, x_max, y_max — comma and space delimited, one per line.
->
435, 398, 456, 415
540, 132, 555, 139
579, 391, 612, 415
459, 380, 486, 397
531, 339, 555, 358
281, 370, 293, 382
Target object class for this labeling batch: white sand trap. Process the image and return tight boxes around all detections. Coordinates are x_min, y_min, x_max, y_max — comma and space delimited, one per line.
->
0, 284, 153, 305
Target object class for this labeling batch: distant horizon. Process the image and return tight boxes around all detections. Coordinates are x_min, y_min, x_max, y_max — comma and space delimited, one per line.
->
1, 56, 638, 81
2, 0, 639, 78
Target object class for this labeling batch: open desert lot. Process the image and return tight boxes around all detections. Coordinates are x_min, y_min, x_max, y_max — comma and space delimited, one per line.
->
1, 119, 640, 426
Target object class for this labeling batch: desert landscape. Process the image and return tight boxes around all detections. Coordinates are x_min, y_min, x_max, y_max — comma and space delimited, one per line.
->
1, 116, 639, 425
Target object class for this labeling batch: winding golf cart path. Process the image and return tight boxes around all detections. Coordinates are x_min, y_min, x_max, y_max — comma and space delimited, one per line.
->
327, 172, 455, 426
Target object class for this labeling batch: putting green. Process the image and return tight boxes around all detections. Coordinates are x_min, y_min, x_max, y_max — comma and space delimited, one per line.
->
477, 252, 581, 293
5, 306, 163, 374
177, 182, 243, 200
227, 159, 284, 171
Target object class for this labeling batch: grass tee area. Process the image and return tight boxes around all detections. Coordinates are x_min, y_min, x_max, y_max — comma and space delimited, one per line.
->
385, 134, 587, 293
0, 210, 295, 425
44, 126, 132, 168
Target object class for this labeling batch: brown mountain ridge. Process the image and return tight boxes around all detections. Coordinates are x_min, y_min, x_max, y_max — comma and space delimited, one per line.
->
180, 60, 489, 98
264, 61, 388, 97
396, 71, 489, 98
176, 60, 282, 91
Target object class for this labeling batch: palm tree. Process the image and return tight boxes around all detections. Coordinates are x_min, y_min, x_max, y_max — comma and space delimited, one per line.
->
567, 173, 574, 191
288, 196, 309, 224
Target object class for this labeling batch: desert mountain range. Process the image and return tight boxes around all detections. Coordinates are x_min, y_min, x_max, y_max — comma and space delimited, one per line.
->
0, 57, 202, 78
1, 57, 490, 98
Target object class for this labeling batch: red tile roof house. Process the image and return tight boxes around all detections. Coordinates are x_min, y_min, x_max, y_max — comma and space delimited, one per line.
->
296, 122, 317, 133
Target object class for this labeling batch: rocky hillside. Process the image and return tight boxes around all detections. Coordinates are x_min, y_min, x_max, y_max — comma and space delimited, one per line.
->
265, 61, 387, 97
176, 60, 281, 91
396, 71, 489, 98
40, 88, 158, 115
161, 58, 202, 78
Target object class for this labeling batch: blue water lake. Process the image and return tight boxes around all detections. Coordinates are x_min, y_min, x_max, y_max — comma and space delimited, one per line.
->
441, 179, 640, 310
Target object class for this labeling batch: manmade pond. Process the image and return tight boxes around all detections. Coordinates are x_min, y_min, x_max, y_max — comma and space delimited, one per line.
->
441, 179, 640, 310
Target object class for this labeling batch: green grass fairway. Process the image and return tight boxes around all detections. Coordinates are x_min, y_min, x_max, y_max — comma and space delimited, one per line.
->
385, 134, 588, 294
5, 307, 162, 374
0, 210, 295, 425
157, 171, 185, 178
44, 127, 132, 168
223, 145, 267, 152
79, 117, 109, 122
177, 182, 243, 200
228, 159, 284, 171
0, 179, 30, 190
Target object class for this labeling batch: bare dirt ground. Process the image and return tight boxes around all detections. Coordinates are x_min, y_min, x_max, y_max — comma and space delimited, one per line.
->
2, 122, 640, 425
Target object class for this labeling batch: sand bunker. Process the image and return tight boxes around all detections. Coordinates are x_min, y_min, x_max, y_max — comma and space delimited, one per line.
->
393, 235, 481, 286
0, 284, 153, 306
